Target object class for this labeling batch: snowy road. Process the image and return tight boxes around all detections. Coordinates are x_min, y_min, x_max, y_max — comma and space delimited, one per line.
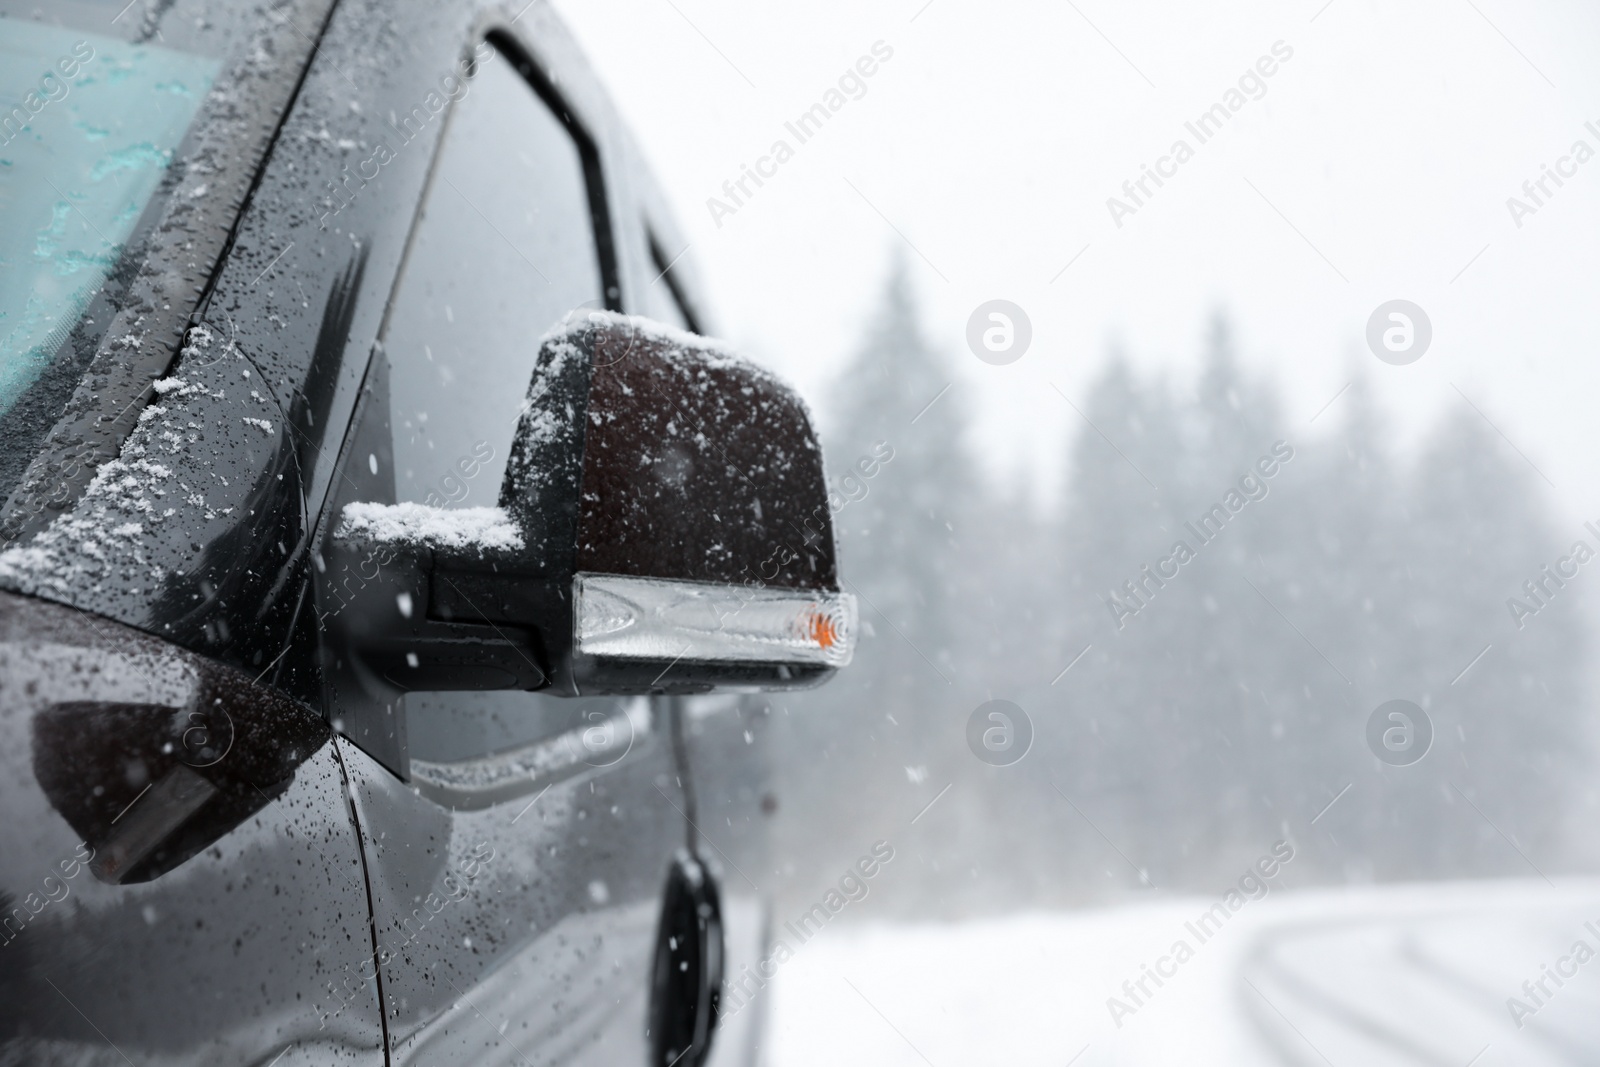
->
764, 880, 1600, 1066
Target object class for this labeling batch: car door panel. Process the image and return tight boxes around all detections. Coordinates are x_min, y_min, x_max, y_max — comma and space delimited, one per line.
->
0, 745, 383, 1067
335, 712, 687, 1065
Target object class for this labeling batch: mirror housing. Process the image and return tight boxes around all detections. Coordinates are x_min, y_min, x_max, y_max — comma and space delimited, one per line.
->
332, 313, 855, 698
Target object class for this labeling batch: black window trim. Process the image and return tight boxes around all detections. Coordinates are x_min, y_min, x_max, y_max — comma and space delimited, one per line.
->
487, 27, 623, 313
647, 229, 705, 335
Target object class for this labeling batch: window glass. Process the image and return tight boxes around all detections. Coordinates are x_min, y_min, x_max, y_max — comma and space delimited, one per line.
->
372, 41, 618, 768
0, 1, 258, 503
382, 41, 603, 509
0, 24, 218, 424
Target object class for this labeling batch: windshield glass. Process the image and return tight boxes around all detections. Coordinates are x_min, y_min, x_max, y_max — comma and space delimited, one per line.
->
0, 21, 219, 421
0, 0, 281, 507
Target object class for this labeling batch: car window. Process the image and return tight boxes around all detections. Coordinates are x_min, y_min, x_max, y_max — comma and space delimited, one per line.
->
381, 38, 604, 510
352, 38, 626, 769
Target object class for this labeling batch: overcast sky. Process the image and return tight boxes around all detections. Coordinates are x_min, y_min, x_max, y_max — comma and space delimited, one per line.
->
551, 0, 1600, 522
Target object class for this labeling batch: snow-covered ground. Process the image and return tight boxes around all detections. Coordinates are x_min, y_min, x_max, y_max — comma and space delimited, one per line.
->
764, 879, 1600, 1066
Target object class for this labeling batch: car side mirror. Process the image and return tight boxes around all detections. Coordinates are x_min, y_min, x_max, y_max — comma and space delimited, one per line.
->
331, 313, 855, 700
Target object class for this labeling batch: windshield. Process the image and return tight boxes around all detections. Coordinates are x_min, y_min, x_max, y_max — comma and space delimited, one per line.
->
0, 0, 278, 507
0, 22, 218, 421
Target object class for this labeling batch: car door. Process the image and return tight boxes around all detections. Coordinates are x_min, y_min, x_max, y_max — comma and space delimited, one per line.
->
312, 31, 693, 1065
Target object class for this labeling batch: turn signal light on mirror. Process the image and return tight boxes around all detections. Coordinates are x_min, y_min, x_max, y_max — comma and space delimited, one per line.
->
574, 573, 857, 669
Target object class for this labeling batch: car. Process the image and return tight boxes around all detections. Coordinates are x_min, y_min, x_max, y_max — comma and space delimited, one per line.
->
0, 2, 853, 1065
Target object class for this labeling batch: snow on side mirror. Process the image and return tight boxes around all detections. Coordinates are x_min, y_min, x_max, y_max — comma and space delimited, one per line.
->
330, 313, 854, 710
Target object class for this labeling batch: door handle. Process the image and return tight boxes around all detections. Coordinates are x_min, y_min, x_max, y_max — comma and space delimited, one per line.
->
649, 849, 724, 1067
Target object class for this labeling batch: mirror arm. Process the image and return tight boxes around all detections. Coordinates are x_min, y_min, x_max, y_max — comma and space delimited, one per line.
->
330, 538, 550, 693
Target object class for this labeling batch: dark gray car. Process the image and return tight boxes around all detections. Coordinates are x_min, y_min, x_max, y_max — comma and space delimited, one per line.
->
0, 2, 851, 1065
